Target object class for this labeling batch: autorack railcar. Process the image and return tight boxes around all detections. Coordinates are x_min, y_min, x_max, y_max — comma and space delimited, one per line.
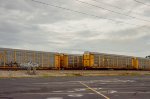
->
137, 57, 150, 70
83, 51, 140, 70
60, 54, 83, 69
0, 48, 150, 70
0, 48, 60, 69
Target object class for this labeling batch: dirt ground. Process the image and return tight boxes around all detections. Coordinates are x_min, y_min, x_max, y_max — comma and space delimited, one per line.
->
0, 70, 150, 78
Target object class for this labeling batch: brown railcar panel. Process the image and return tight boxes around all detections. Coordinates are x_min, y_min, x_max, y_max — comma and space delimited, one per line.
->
55, 55, 60, 69
132, 58, 139, 69
61, 54, 83, 69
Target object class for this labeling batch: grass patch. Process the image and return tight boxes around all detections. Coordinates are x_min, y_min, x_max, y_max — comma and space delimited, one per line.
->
119, 73, 141, 76
65, 73, 83, 76
42, 74, 51, 78
73, 73, 83, 76
145, 73, 150, 75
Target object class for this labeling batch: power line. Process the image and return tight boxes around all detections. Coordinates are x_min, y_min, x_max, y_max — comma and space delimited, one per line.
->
91, 0, 124, 10
90, 0, 144, 16
74, 0, 150, 23
133, 0, 150, 6
31, 0, 141, 26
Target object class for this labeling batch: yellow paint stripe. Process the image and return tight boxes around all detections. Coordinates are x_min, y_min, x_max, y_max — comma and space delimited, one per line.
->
79, 81, 110, 99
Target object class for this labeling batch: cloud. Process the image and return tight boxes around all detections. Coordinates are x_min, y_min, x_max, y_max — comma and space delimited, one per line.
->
0, 0, 149, 57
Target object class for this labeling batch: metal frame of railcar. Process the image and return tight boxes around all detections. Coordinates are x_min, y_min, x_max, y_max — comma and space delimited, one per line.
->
137, 57, 150, 70
0, 48, 60, 70
83, 51, 138, 70
60, 53, 83, 70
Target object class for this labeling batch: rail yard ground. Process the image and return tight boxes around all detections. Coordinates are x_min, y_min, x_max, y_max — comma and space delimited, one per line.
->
0, 75, 150, 99
0, 70, 150, 78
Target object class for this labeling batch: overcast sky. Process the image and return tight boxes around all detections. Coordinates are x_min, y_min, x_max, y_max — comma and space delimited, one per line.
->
0, 0, 150, 57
